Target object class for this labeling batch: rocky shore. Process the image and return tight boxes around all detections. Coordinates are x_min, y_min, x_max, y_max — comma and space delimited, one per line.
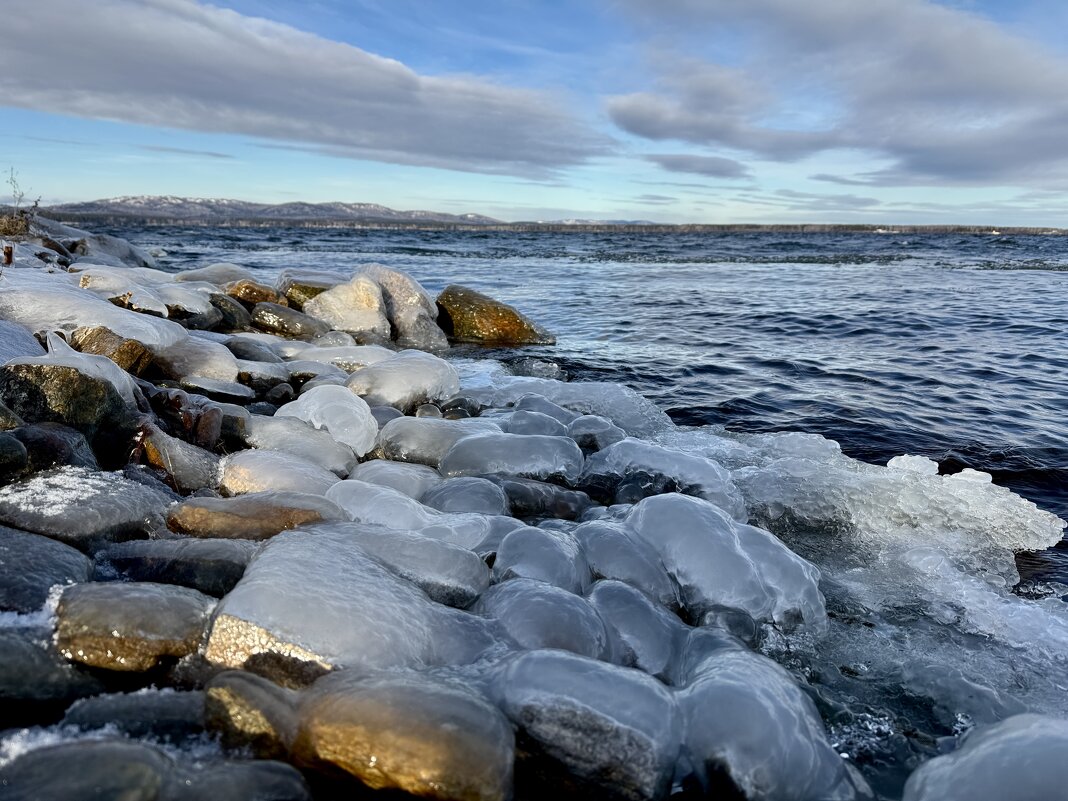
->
0, 219, 1066, 800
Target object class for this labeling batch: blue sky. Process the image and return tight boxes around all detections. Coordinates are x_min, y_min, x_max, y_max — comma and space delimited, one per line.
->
2, 0, 1068, 224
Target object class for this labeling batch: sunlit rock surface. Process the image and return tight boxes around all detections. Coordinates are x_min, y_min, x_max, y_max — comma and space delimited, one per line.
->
167, 491, 346, 540
302, 274, 390, 341
437, 284, 555, 345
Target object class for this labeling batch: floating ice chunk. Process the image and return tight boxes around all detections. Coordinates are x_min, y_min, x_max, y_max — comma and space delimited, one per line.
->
887, 454, 940, 475
302, 274, 390, 339
439, 433, 584, 485
293, 344, 393, 372
458, 374, 672, 437
220, 450, 341, 496
205, 527, 495, 673
244, 415, 357, 477
625, 494, 826, 630
422, 477, 509, 516
902, 715, 1068, 801
582, 438, 746, 519
155, 336, 240, 381
492, 649, 681, 801
349, 460, 443, 499
572, 520, 678, 609
0, 274, 187, 349
587, 580, 687, 681
274, 385, 377, 456
345, 350, 460, 413
678, 648, 860, 801
474, 579, 609, 659
493, 526, 589, 593
317, 522, 490, 607
376, 417, 502, 467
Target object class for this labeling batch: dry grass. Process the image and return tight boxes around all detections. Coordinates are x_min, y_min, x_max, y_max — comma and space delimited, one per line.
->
0, 214, 29, 237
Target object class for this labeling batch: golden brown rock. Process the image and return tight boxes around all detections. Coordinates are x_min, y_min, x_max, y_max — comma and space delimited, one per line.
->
167, 492, 346, 540
205, 670, 298, 759
225, 279, 286, 308
293, 672, 514, 801
70, 326, 154, 375
436, 285, 555, 345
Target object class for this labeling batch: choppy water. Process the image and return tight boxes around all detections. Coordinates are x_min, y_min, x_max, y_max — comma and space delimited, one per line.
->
106, 225, 1068, 580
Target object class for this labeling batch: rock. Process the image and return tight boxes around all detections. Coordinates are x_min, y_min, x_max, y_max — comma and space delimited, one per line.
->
243, 415, 358, 476
62, 689, 206, 743
56, 581, 215, 671
141, 423, 221, 492
302, 274, 391, 342
501, 409, 569, 437
416, 402, 443, 417
493, 525, 589, 593
375, 416, 502, 468
176, 304, 225, 331
180, 376, 256, 404
349, 459, 444, 499
294, 671, 514, 801
167, 492, 347, 540
493, 650, 681, 801
139, 384, 223, 449
902, 714, 1068, 801
422, 476, 510, 516
439, 432, 585, 485
206, 670, 299, 758
277, 270, 337, 309
491, 476, 593, 520
219, 449, 341, 496
101, 538, 259, 597
0, 467, 173, 552
0, 627, 107, 725
210, 293, 254, 331
264, 382, 295, 405
370, 404, 404, 428
251, 302, 330, 339
568, 414, 626, 454
226, 337, 284, 363
345, 349, 460, 413
70, 325, 154, 374
588, 580, 687, 681
0, 431, 28, 480
293, 343, 393, 371
0, 399, 24, 431
572, 520, 678, 609
357, 263, 450, 352
10, 423, 98, 473
154, 336, 241, 382
512, 393, 580, 424
226, 278, 286, 307
436, 284, 555, 345
0, 525, 92, 612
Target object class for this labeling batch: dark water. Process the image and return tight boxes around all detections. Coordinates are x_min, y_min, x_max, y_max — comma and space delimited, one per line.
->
107, 225, 1068, 576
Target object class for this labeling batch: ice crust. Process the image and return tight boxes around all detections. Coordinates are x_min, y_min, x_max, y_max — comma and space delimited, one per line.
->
345, 350, 460, 413
6, 333, 139, 406
348, 460, 444, 499
220, 450, 341, 496
243, 415, 357, 477
274, 385, 378, 456
376, 417, 503, 467
439, 433, 585, 485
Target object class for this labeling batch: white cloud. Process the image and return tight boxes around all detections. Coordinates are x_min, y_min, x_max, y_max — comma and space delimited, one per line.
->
0, 0, 608, 177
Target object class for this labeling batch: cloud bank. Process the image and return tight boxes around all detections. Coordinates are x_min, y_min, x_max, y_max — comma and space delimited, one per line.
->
0, 0, 607, 177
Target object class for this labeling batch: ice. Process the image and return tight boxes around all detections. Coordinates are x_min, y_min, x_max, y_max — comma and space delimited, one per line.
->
493, 525, 590, 593
0, 272, 187, 349
625, 494, 827, 630
348, 460, 443, 499
312, 522, 490, 607
474, 578, 609, 659
497, 410, 568, 437
302, 274, 390, 339
678, 648, 861, 801
292, 344, 394, 372
156, 281, 218, 316
571, 520, 678, 609
491, 649, 681, 801
581, 438, 747, 519
34, 217, 157, 270
568, 414, 626, 454
177, 262, 254, 284
154, 336, 240, 382
205, 527, 496, 673
346, 350, 460, 413
0, 467, 172, 552
356, 263, 449, 351
274, 385, 378, 456
510, 393, 580, 424
421, 477, 509, 515
72, 265, 171, 315
0, 322, 43, 364
587, 580, 687, 681
902, 715, 1068, 801
220, 450, 341, 496
491, 476, 592, 520
243, 415, 357, 477
375, 416, 502, 467
439, 433, 585, 485
457, 374, 672, 437
6, 333, 139, 406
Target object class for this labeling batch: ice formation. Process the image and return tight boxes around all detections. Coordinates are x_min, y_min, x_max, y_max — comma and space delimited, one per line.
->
492, 525, 589, 593
345, 350, 460, 413
274, 385, 378, 456
439, 432, 585, 485
219, 450, 341, 496
243, 415, 357, 477
376, 417, 502, 467
348, 459, 444, 499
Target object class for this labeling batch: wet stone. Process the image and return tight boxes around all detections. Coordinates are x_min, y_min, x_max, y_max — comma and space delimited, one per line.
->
141, 423, 221, 493
436, 284, 555, 345
101, 538, 259, 597
0, 627, 107, 725
251, 302, 330, 339
0, 399, 24, 431
206, 670, 299, 759
370, 404, 404, 429
491, 476, 593, 520
9, 422, 99, 473
226, 278, 286, 307
225, 336, 284, 363
0, 525, 93, 612
277, 271, 337, 309
167, 492, 347, 540
62, 689, 207, 743
493, 525, 590, 594
568, 414, 626, 454
56, 581, 215, 671
0, 432, 28, 480
180, 376, 256, 404
70, 325, 154, 375
209, 293, 254, 331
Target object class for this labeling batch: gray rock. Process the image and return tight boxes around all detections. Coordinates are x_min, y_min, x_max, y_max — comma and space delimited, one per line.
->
0, 627, 106, 724
0, 525, 92, 612
568, 414, 626, 454
0, 431, 28, 480
63, 689, 206, 743
210, 292, 254, 331
101, 538, 259, 597
9, 422, 99, 473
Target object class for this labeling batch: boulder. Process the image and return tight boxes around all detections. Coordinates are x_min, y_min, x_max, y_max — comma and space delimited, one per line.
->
168, 492, 346, 540
101, 538, 259, 597
70, 325, 154, 375
206, 670, 299, 759
251, 302, 330, 339
302, 274, 391, 342
0, 525, 93, 612
436, 284, 554, 345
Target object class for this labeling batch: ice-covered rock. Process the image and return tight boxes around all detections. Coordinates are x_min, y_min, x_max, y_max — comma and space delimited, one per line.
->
500, 409, 569, 437
205, 528, 495, 676
582, 438, 747, 520
8, 333, 137, 403
422, 477, 509, 515
0, 526, 93, 613
568, 414, 626, 454
625, 494, 826, 630
902, 715, 1068, 801
205, 669, 299, 758
276, 269, 338, 308
101, 538, 259, 597
588, 580, 687, 681
439, 432, 584, 485
376, 416, 502, 467
141, 423, 221, 493
176, 262, 254, 284
56, 581, 215, 671
155, 335, 240, 382
326, 522, 490, 607
358, 263, 449, 352
678, 648, 860, 801
0, 467, 172, 552
346, 349, 460, 413
274, 384, 377, 456
62, 689, 206, 744
302, 274, 390, 341
294, 671, 513, 801
69, 325, 154, 375
511, 393, 580, 424
0, 321, 44, 364
251, 302, 330, 339
243, 414, 357, 476
491, 476, 593, 520
219, 449, 341, 496
572, 520, 678, 609
167, 491, 346, 540
492, 649, 681, 801
349, 459, 443, 499
493, 525, 589, 593
293, 343, 394, 372
475, 578, 609, 659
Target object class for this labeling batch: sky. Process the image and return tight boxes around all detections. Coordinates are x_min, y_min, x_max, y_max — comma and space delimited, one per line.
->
2, 0, 1068, 224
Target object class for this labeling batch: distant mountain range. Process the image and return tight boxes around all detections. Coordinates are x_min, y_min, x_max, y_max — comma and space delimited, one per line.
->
45, 195, 504, 225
